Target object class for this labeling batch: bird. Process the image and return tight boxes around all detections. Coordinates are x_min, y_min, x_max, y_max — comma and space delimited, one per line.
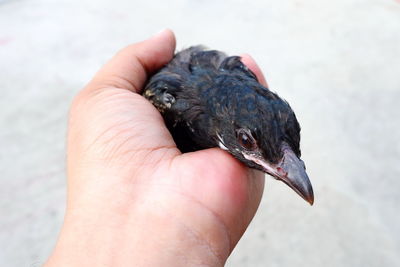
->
143, 46, 314, 205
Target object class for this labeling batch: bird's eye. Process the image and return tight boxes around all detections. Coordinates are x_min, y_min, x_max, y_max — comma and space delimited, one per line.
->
236, 129, 257, 150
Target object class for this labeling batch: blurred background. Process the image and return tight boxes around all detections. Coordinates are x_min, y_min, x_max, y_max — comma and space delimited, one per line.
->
1, 0, 399, 266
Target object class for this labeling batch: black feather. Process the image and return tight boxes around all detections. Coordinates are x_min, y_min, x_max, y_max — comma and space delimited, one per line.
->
143, 46, 301, 163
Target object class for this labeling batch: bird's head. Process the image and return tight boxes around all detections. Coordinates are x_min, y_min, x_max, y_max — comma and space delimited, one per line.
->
212, 79, 314, 205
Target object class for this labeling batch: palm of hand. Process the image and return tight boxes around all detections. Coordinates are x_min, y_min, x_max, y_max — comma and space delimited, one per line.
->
69, 86, 264, 254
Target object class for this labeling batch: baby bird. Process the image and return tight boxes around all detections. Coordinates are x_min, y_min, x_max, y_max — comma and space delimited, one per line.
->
143, 46, 314, 205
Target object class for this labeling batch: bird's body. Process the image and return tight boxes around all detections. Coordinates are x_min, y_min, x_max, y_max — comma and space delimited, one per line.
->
143, 46, 314, 204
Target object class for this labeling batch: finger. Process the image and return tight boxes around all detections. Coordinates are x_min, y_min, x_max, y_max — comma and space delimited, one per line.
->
240, 54, 269, 88
175, 148, 265, 249
89, 29, 176, 93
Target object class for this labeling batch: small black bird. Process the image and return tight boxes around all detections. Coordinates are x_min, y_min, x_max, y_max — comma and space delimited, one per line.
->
143, 46, 314, 205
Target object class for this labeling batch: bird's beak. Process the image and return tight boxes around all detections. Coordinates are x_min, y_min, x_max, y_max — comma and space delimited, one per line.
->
274, 147, 314, 205
243, 145, 314, 205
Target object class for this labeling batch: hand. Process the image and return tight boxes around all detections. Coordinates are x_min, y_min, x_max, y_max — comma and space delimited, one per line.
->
46, 29, 267, 267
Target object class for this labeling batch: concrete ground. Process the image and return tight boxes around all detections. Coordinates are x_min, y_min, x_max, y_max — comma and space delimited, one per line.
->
1, 0, 399, 266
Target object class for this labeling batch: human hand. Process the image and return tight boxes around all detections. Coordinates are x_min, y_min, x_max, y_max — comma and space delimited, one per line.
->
46, 29, 267, 267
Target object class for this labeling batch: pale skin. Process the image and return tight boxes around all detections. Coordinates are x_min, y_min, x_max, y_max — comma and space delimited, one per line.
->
45, 29, 268, 267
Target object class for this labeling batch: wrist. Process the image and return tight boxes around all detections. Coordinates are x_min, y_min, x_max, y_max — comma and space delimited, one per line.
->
45, 191, 229, 267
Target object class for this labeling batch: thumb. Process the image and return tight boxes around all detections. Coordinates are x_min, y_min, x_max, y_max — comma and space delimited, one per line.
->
89, 29, 176, 93
68, 30, 178, 176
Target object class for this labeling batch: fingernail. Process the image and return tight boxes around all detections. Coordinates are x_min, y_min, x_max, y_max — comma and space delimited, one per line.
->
150, 28, 171, 39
